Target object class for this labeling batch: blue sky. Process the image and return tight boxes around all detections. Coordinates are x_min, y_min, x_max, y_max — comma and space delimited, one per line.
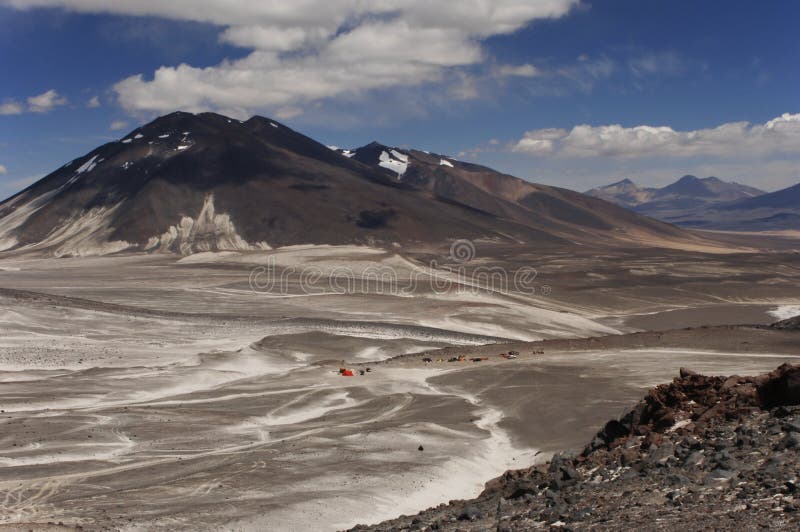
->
1, 0, 798, 200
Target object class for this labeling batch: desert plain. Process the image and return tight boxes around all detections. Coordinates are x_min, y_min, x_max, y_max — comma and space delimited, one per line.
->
1, 237, 799, 530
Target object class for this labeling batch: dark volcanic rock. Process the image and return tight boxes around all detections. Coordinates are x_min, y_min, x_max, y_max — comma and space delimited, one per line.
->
757, 364, 800, 408
772, 315, 800, 330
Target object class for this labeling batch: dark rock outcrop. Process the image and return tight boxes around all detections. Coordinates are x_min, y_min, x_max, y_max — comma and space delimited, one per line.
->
772, 315, 800, 330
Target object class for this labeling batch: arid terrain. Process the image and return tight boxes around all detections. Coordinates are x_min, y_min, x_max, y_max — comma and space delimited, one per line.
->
1, 1, 797, 530
1, 236, 799, 530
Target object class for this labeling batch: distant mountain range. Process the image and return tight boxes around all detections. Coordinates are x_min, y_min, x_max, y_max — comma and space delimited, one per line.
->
587, 176, 800, 231
587, 175, 764, 210
0, 112, 708, 257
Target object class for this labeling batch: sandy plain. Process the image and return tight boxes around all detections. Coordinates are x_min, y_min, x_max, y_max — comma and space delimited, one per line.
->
0, 241, 799, 530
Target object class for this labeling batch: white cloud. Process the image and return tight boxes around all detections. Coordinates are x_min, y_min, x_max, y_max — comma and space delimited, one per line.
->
628, 51, 688, 78
3, 0, 579, 115
512, 112, 800, 158
274, 107, 303, 120
0, 164, 7, 175
1, 90, 68, 114
87, 95, 101, 108
27, 89, 68, 113
448, 71, 481, 100
109, 119, 129, 130
496, 63, 541, 77
0, 100, 24, 115
219, 25, 330, 52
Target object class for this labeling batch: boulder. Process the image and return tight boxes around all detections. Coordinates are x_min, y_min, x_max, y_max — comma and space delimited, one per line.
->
758, 364, 800, 408
457, 505, 482, 521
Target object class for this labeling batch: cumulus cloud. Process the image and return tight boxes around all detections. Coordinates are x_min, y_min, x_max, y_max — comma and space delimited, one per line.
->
512, 112, 800, 158
1, 90, 68, 114
0, 164, 7, 175
27, 89, 68, 113
0, 100, 24, 115
2, 0, 579, 116
87, 95, 101, 108
109, 119, 129, 130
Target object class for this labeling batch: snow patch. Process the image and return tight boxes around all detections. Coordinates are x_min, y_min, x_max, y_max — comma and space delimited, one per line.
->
121, 138, 132, 144
270, 122, 278, 128
147, 194, 272, 255
133, 133, 144, 139
390, 149, 409, 162
158, 134, 170, 139
75, 155, 100, 175
378, 150, 409, 177
439, 159, 454, 167
341, 150, 355, 158
769, 305, 800, 321
177, 145, 191, 151
64, 155, 104, 187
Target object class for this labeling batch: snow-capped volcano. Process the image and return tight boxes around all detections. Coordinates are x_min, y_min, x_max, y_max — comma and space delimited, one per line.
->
0, 112, 701, 257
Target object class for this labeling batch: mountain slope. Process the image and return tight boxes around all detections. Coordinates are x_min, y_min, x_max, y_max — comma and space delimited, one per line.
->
584, 178, 655, 208
656, 175, 763, 202
672, 182, 800, 230
0, 112, 709, 257
720, 182, 800, 210
345, 142, 693, 246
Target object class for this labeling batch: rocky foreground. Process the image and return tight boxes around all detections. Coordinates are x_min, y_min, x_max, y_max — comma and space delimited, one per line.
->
351, 363, 800, 531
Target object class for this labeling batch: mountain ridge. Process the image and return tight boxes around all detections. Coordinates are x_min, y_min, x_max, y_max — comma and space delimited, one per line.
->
583, 175, 800, 230
586, 174, 765, 209
0, 111, 711, 257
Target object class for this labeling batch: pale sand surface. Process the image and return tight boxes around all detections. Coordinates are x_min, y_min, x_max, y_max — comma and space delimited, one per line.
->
0, 247, 799, 530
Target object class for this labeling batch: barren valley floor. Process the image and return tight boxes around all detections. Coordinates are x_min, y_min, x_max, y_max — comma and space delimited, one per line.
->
0, 242, 799, 530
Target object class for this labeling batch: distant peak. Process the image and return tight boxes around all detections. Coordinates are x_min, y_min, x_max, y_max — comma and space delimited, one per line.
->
612, 178, 636, 186
245, 115, 278, 125
142, 111, 236, 131
676, 174, 700, 182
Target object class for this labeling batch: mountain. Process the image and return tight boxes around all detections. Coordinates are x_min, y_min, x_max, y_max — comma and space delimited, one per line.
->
671, 182, 800, 231
0, 112, 706, 257
586, 175, 773, 230
720, 182, 800, 210
344, 143, 699, 243
587, 175, 764, 212
584, 178, 655, 208
657, 175, 764, 202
